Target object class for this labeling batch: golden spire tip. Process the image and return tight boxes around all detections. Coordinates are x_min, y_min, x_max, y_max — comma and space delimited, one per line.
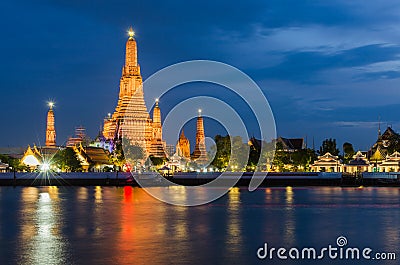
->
128, 26, 135, 38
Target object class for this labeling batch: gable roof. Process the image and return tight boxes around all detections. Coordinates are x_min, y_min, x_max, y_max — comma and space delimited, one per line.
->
75, 145, 112, 165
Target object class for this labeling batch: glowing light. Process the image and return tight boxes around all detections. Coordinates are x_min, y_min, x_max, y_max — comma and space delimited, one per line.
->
128, 27, 135, 38
22, 155, 40, 167
107, 113, 111, 118
48, 102, 54, 109
155, 98, 159, 103
230, 187, 240, 193
198, 109, 202, 114
41, 163, 50, 172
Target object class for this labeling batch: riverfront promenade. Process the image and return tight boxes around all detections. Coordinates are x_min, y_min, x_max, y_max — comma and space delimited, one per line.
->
0, 172, 399, 187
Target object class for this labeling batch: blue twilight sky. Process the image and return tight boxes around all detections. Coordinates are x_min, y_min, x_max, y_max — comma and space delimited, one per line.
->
1, 0, 400, 151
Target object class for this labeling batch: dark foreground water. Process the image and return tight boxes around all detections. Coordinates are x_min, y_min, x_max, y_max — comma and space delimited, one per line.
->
0, 186, 399, 265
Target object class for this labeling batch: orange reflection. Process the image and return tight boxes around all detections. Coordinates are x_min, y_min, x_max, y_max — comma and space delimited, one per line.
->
115, 187, 166, 264
123, 186, 133, 203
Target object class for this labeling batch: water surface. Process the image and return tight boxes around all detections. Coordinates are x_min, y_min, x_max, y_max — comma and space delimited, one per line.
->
0, 186, 399, 264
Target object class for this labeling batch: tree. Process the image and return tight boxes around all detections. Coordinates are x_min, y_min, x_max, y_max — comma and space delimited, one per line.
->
259, 141, 276, 171
291, 148, 317, 171
0, 154, 29, 171
343, 142, 355, 163
318, 138, 339, 156
149, 156, 166, 166
210, 135, 250, 171
230, 136, 248, 171
53, 148, 82, 172
211, 135, 231, 170
122, 138, 145, 166
112, 139, 125, 170
272, 142, 317, 172
272, 142, 290, 171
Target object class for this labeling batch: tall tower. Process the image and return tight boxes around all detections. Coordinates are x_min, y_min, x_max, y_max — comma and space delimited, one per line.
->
149, 99, 166, 158
103, 26, 153, 155
45, 102, 56, 147
192, 109, 208, 163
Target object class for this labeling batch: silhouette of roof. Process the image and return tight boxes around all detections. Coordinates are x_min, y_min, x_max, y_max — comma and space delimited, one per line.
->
278, 137, 304, 150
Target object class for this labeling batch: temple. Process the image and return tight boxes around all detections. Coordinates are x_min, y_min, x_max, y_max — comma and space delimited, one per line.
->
148, 99, 166, 158
176, 129, 191, 159
191, 109, 208, 164
45, 102, 56, 147
102, 27, 166, 158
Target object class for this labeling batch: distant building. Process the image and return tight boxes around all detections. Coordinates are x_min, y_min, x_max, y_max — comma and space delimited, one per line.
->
67, 127, 87, 147
368, 126, 397, 160
344, 151, 370, 173
72, 144, 113, 172
311, 152, 342, 172
21, 145, 61, 170
89, 131, 114, 153
276, 137, 305, 152
0, 160, 9, 172
380, 151, 400, 172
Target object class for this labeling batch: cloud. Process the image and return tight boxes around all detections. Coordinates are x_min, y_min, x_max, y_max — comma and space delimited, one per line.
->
334, 121, 381, 128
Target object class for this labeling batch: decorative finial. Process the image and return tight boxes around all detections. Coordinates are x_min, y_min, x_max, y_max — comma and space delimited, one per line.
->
378, 115, 381, 136
128, 26, 135, 39
155, 98, 159, 105
48, 102, 54, 109
198, 109, 202, 116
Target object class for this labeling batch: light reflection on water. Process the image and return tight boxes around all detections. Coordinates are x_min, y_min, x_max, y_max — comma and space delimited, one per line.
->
18, 187, 69, 265
0, 187, 397, 265
225, 187, 242, 259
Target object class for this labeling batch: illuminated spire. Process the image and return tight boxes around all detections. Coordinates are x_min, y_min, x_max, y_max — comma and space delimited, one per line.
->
128, 26, 135, 39
122, 25, 139, 80
45, 102, 56, 147
153, 99, 161, 125
192, 109, 207, 163
48, 101, 54, 110
180, 129, 186, 139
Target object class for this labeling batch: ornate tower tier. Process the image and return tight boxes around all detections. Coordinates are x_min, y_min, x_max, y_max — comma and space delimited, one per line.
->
149, 99, 166, 158
45, 102, 56, 147
191, 110, 207, 163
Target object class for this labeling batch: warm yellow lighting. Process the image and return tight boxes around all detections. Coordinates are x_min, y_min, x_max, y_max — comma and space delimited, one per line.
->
230, 187, 240, 193
128, 27, 135, 38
